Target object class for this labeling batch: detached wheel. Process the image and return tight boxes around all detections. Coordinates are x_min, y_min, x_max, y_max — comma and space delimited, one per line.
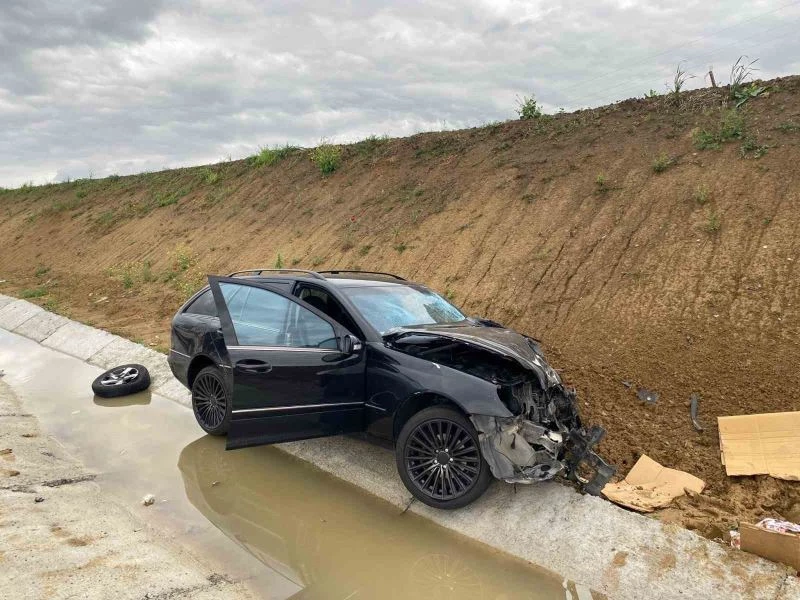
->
396, 406, 492, 509
92, 364, 150, 398
192, 366, 231, 436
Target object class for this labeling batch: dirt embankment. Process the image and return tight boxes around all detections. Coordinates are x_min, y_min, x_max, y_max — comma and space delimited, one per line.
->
2, 77, 800, 538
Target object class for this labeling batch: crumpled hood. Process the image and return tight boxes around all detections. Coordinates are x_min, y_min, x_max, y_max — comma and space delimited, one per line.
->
385, 323, 562, 388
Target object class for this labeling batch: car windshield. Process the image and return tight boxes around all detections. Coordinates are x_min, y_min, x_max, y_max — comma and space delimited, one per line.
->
341, 285, 466, 334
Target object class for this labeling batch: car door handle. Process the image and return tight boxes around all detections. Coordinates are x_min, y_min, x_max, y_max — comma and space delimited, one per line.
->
235, 359, 272, 374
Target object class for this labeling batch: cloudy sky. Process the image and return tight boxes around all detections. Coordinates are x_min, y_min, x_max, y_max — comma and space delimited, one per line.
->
1, 0, 799, 187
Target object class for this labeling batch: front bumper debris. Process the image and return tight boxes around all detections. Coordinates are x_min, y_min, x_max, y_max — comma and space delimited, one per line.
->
471, 415, 615, 495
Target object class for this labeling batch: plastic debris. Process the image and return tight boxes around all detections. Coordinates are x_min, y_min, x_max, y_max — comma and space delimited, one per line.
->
34, 496, 44, 503
636, 387, 659, 404
729, 530, 741, 549
142, 494, 156, 506
756, 518, 800, 534
689, 393, 703, 431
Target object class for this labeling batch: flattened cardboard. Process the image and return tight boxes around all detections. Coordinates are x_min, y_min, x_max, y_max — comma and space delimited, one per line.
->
602, 454, 705, 512
740, 522, 800, 571
718, 411, 800, 479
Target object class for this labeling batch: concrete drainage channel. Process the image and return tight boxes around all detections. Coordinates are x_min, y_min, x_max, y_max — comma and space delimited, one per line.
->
0, 293, 796, 600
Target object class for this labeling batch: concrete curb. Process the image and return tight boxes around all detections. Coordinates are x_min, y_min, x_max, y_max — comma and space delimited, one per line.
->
0, 292, 795, 600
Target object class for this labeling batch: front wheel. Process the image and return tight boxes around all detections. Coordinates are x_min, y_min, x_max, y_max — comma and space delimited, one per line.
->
191, 366, 231, 436
396, 406, 493, 509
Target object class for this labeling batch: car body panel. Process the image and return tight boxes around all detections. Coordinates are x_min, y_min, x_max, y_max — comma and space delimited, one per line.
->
205, 276, 367, 450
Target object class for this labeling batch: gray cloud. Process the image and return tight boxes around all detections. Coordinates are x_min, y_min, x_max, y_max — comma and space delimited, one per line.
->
1, 0, 799, 187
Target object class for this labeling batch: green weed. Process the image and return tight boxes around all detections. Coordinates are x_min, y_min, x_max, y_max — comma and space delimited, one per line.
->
200, 168, 220, 184
703, 211, 721, 233
174, 245, 193, 271
251, 144, 297, 167
34, 266, 50, 277
274, 253, 284, 269
516, 94, 544, 120
693, 184, 710, 205
76, 189, 88, 199
393, 241, 408, 253
692, 130, 720, 150
740, 136, 768, 159
20, 287, 47, 299
652, 153, 674, 173
122, 270, 134, 289
155, 191, 180, 207
670, 62, 694, 104
355, 134, 389, 156
595, 173, 609, 194
358, 245, 372, 256
729, 56, 766, 107
311, 256, 324, 267
693, 110, 745, 150
310, 143, 341, 175
776, 121, 799, 133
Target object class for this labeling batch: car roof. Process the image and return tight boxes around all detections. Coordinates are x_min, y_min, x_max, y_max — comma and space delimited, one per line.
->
229, 270, 416, 288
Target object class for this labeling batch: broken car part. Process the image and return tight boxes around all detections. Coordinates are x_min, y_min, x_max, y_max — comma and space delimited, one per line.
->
386, 329, 615, 495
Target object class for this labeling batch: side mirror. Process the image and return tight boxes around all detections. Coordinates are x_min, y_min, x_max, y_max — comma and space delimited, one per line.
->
340, 334, 362, 355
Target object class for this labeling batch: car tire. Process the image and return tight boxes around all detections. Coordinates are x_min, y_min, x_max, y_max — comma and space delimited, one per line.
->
396, 406, 493, 510
191, 366, 232, 436
92, 364, 150, 398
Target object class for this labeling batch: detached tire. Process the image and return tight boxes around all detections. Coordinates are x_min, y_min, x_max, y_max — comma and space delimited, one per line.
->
396, 406, 493, 510
92, 364, 150, 398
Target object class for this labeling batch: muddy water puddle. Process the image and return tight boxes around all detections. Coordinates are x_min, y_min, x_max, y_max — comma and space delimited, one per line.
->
0, 329, 591, 599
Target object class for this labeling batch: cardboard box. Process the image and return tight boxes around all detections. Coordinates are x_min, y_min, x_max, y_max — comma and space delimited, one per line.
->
740, 522, 800, 571
718, 411, 800, 479
602, 454, 705, 512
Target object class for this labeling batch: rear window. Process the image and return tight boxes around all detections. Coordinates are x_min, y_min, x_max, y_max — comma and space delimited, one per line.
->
184, 289, 217, 317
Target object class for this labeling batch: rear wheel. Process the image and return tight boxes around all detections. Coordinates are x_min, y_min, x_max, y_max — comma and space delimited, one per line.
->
191, 366, 231, 435
396, 406, 492, 509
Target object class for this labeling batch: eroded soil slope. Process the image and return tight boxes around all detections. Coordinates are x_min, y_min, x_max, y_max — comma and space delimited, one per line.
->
2, 78, 800, 537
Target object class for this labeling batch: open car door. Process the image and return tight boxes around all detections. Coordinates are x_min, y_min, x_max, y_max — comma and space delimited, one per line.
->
207, 276, 366, 450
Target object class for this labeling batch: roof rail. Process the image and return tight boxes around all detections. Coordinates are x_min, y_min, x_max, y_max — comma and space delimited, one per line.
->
227, 268, 326, 280
317, 270, 406, 281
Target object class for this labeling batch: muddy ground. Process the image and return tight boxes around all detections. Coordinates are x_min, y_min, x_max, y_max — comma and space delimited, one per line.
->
1, 77, 799, 539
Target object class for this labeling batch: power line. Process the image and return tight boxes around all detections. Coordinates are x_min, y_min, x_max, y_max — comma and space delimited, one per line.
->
560, 17, 800, 109
550, 0, 800, 100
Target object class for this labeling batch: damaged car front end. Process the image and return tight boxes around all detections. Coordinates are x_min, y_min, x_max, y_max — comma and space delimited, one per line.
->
385, 325, 615, 496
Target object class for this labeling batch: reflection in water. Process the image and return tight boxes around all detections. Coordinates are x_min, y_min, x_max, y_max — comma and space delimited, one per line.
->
93, 390, 152, 407
179, 436, 573, 600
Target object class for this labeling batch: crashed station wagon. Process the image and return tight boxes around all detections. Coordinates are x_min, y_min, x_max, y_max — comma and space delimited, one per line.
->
168, 269, 614, 508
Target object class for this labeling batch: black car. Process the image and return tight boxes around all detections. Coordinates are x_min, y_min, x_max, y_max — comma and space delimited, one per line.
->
168, 269, 614, 509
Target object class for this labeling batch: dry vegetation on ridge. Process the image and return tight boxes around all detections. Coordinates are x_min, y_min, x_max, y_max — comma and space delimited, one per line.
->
2, 76, 800, 539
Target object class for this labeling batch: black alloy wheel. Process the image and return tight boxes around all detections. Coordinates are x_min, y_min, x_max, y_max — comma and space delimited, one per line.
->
91, 363, 150, 398
396, 406, 492, 509
192, 366, 231, 436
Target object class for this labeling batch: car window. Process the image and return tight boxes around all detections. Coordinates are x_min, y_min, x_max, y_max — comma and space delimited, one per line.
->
341, 284, 465, 334
219, 283, 336, 349
184, 289, 217, 317
296, 285, 362, 338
